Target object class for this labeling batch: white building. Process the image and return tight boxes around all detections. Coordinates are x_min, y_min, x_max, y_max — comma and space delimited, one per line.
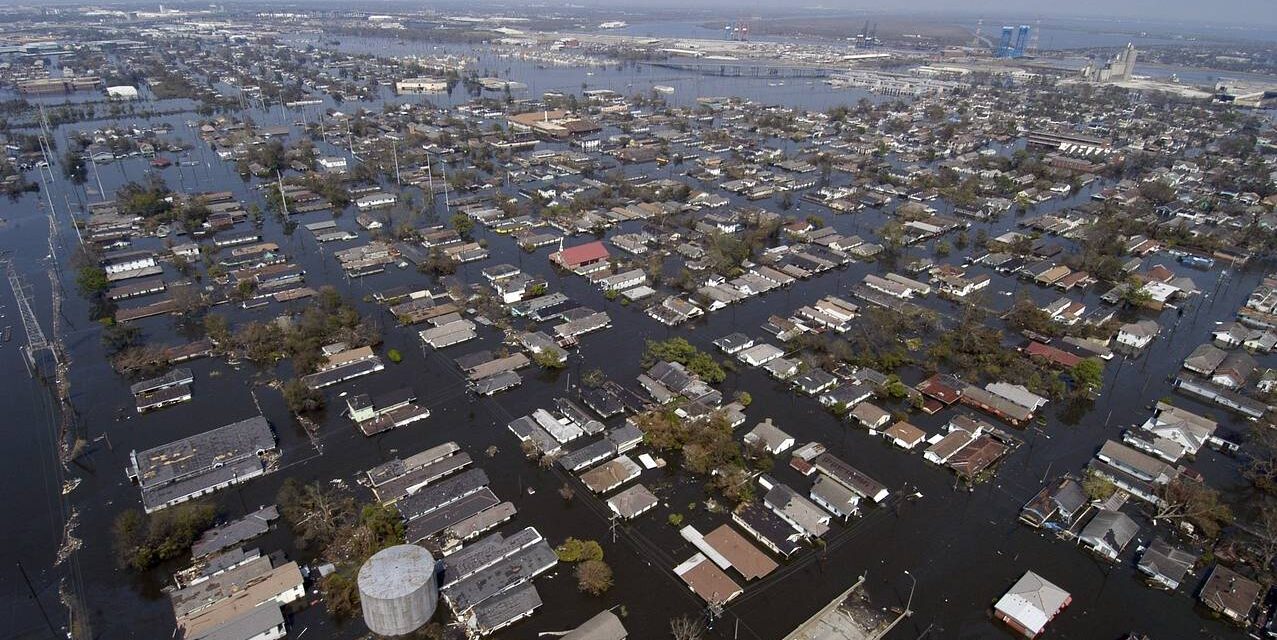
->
395, 77, 448, 94
318, 156, 348, 172
1116, 320, 1159, 349
355, 192, 397, 210
106, 85, 139, 100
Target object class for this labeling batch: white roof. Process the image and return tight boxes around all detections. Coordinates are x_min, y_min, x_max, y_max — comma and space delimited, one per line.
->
994, 571, 1069, 635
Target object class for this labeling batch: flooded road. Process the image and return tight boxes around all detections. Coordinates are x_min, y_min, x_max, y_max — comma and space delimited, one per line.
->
0, 37, 1265, 640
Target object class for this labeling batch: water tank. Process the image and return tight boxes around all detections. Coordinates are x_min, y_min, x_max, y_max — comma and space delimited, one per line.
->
358, 544, 438, 636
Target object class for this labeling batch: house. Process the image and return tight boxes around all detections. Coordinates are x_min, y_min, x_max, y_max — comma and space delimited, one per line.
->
714, 333, 755, 355
561, 610, 627, 640
606, 484, 658, 520
792, 369, 838, 395
985, 383, 1048, 413
1019, 477, 1088, 529
947, 435, 1009, 479
596, 269, 646, 292
881, 421, 926, 450
1199, 564, 1261, 624
1132, 402, 1216, 461
761, 479, 830, 538
1116, 320, 1159, 349
1078, 510, 1138, 561
849, 401, 892, 431
1184, 343, 1227, 375
1212, 351, 1257, 389
731, 502, 802, 558
993, 571, 1071, 638
812, 453, 889, 503
1090, 440, 1175, 504
924, 430, 975, 465
809, 475, 860, 520
738, 343, 785, 367
702, 524, 777, 581
1137, 537, 1197, 590
317, 156, 347, 172
1260, 369, 1277, 394
1213, 322, 1255, 348
674, 553, 742, 606
1245, 331, 1277, 353
744, 419, 795, 455
820, 383, 875, 411
355, 192, 397, 210
171, 558, 304, 640
959, 385, 1034, 426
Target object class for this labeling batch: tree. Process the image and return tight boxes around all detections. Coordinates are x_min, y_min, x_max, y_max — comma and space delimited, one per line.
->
1252, 501, 1277, 578
276, 479, 353, 550
76, 265, 109, 295
643, 338, 725, 383
1139, 179, 1177, 205
1246, 422, 1277, 494
670, 616, 705, 640
102, 323, 140, 355
321, 571, 361, 619
532, 349, 566, 369
581, 368, 606, 388
282, 379, 324, 413
451, 212, 475, 236
111, 502, 217, 571
575, 559, 613, 595
1082, 471, 1116, 501
1071, 358, 1104, 393
556, 538, 604, 562
1153, 479, 1232, 539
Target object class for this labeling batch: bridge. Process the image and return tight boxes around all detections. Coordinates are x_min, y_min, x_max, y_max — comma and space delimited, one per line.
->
641, 59, 844, 78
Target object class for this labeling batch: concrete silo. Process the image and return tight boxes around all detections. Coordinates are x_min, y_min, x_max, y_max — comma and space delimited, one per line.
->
358, 544, 438, 636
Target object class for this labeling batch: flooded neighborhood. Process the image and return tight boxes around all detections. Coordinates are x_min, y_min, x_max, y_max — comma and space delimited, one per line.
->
1, 3, 1277, 640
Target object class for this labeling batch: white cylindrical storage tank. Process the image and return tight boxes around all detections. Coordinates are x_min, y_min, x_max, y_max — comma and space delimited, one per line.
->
358, 544, 438, 636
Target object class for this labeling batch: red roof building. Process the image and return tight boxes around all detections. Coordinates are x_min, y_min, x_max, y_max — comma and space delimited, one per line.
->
917, 374, 962, 405
551, 240, 610, 271
1024, 341, 1082, 369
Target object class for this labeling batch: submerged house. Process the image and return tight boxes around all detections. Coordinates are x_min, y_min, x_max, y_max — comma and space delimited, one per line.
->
1078, 509, 1138, 561
993, 571, 1071, 638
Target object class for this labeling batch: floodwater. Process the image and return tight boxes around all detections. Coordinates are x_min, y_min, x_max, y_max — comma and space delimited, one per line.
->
0, 35, 1265, 640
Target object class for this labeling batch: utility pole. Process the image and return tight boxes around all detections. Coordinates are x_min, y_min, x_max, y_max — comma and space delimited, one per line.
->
276, 171, 289, 218
870, 571, 916, 640
441, 159, 451, 209
391, 138, 401, 185
17, 561, 59, 638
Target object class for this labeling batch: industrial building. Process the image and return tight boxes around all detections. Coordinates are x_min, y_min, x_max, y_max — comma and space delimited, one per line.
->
1081, 43, 1138, 83
358, 544, 439, 637
395, 77, 448, 94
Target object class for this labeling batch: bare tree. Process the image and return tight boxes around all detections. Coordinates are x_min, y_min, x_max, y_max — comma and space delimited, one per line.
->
670, 615, 705, 640
1153, 479, 1232, 539
1253, 501, 1277, 577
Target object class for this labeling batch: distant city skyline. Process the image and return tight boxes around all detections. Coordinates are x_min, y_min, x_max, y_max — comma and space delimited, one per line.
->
445, 0, 1277, 29
2, 0, 1275, 29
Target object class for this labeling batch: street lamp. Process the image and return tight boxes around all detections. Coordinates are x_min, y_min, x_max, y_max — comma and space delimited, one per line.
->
869, 571, 917, 640
903, 570, 916, 617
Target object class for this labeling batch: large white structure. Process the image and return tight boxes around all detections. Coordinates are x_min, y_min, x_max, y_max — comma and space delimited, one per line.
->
358, 544, 439, 636
106, 85, 139, 100
396, 77, 448, 94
